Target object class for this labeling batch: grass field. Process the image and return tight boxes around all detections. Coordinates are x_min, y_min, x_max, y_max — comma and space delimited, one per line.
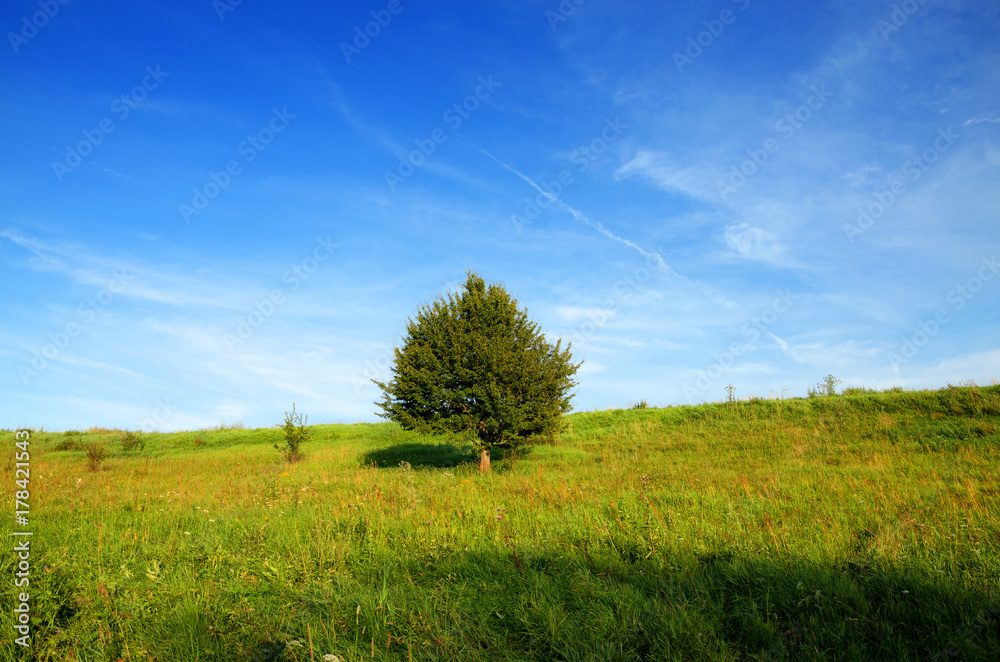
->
3, 384, 999, 661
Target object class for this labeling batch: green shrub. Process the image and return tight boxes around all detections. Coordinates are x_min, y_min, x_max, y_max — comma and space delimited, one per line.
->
119, 429, 145, 453
274, 403, 310, 462
85, 442, 107, 471
809, 374, 842, 397
55, 431, 83, 451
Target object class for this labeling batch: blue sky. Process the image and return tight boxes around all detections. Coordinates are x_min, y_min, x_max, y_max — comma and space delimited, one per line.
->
2, 0, 999, 432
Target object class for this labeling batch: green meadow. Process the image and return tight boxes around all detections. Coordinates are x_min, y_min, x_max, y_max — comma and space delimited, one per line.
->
2, 384, 999, 661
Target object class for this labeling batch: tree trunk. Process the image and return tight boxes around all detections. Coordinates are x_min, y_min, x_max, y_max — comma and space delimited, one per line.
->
479, 448, 491, 472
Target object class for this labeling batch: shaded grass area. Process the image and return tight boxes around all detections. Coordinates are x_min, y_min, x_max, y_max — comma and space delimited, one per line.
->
361, 442, 471, 469
1, 383, 999, 660
12, 545, 998, 661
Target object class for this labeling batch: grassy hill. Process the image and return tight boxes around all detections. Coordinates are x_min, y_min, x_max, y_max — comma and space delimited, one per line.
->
2, 384, 999, 661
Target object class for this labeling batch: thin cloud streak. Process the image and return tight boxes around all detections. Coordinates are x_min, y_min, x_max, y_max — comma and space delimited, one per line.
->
478, 148, 741, 313
479, 148, 673, 271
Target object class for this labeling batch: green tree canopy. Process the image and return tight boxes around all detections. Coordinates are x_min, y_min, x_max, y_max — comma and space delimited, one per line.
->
374, 271, 581, 471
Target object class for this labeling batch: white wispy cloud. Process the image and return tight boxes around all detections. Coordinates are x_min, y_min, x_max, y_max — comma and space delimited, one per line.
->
616, 150, 721, 203
963, 116, 1000, 126
2, 229, 258, 310
723, 223, 787, 262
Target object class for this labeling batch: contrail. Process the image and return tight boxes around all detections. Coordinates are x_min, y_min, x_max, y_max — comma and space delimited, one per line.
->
479, 148, 676, 275
479, 148, 739, 312
767, 331, 802, 363
963, 116, 1000, 126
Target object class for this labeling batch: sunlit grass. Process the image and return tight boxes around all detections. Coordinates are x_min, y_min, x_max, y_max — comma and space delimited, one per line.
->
2, 384, 998, 660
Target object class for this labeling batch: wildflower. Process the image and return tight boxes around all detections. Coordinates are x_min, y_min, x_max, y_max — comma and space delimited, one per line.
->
287, 640, 303, 648
323, 655, 341, 662
184, 532, 191, 535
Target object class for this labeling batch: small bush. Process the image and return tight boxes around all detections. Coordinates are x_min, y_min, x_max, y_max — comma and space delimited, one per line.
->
274, 403, 310, 462
55, 431, 84, 452
85, 442, 107, 472
809, 374, 842, 397
119, 430, 145, 453
632, 399, 649, 409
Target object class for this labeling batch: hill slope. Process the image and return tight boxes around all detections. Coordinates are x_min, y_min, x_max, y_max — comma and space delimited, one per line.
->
2, 384, 999, 660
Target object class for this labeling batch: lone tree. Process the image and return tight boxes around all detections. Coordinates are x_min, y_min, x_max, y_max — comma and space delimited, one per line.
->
374, 271, 581, 471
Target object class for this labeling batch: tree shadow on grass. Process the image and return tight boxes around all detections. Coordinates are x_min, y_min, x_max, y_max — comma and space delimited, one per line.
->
362, 442, 533, 471
361, 442, 473, 469
384, 547, 1000, 661
52, 545, 998, 661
